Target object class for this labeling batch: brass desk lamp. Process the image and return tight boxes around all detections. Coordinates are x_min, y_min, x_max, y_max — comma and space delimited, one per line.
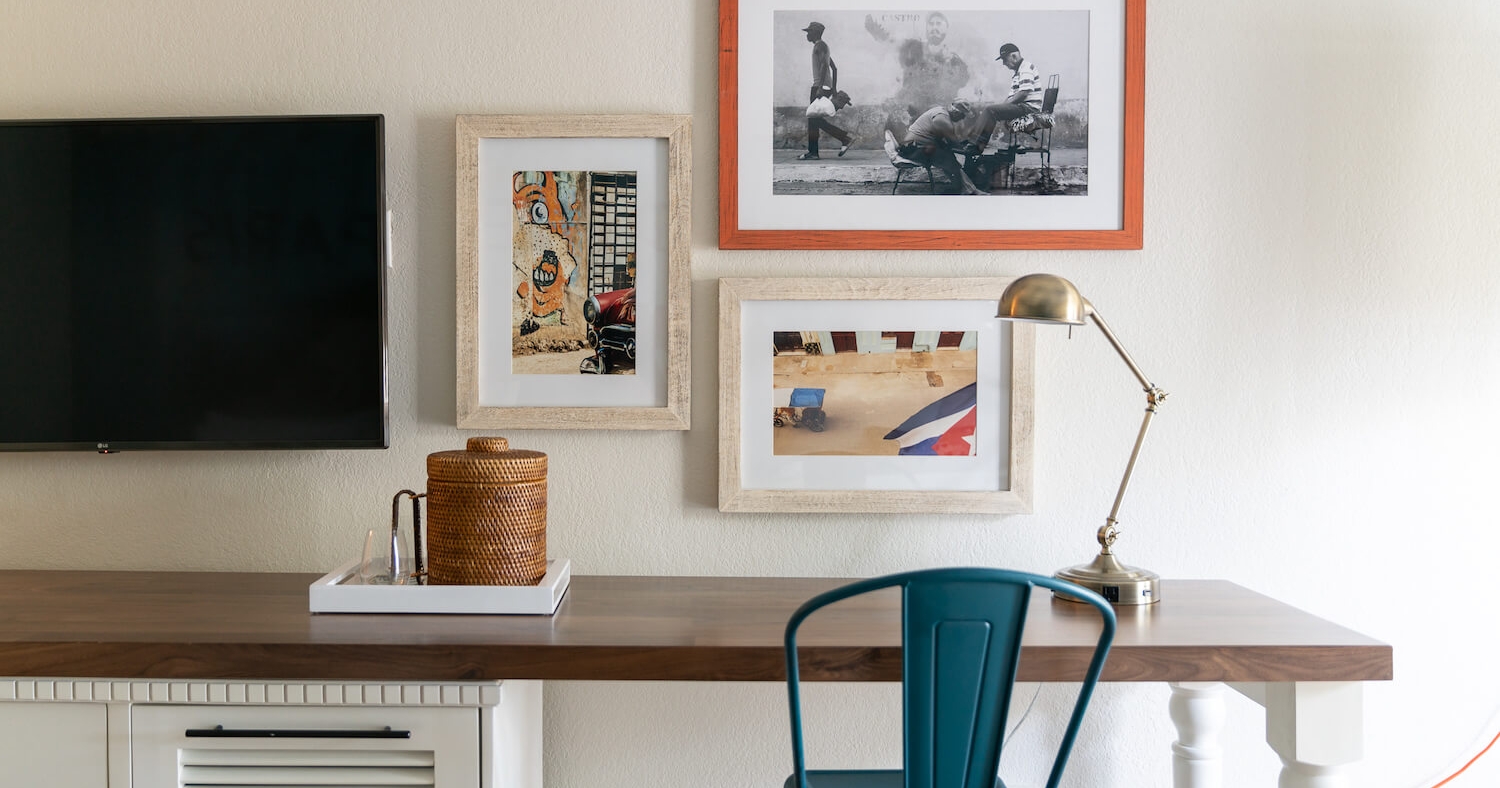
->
997, 274, 1165, 605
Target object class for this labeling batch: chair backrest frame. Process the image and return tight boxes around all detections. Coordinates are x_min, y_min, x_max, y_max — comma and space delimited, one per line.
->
1041, 73, 1061, 114
784, 568, 1115, 788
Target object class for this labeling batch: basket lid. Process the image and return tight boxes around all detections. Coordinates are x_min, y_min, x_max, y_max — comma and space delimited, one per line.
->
427, 437, 547, 483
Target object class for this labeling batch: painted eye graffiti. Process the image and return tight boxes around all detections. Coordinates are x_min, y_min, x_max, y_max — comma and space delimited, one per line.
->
529, 201, 549, 225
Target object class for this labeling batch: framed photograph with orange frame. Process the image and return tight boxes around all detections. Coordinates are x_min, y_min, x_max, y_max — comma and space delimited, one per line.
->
717, 0, 1143, 250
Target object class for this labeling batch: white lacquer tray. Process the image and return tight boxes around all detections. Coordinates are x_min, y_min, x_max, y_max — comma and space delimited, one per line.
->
308, 559, 571, 615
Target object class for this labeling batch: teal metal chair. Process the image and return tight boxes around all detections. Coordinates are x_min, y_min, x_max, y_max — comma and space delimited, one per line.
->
782, 568, 1116, 788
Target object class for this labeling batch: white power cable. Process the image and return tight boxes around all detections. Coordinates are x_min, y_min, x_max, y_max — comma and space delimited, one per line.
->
1003, 683, 1044, 747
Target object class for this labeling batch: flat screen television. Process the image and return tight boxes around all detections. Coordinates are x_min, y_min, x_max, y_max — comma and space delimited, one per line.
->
0, 114, 388, 451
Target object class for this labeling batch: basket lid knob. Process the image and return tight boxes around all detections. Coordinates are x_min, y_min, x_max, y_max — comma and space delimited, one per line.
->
465, 437, 510, 453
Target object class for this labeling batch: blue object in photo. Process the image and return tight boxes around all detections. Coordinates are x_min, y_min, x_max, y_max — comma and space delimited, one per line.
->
788, 388, 825, 408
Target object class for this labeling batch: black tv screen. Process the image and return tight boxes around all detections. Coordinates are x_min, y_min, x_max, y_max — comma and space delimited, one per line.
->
0, 114, 388, 451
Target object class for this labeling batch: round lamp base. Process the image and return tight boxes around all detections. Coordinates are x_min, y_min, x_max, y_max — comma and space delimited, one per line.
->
1053, 552, 1160, 605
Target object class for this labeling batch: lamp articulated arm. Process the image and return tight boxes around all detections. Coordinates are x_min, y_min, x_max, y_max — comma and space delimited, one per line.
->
1086, 304, 1168, 556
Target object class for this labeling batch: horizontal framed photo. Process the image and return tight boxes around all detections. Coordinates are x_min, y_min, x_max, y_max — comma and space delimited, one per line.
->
719, 277, 1034, 513
456, 114, 692, 430
717, 0, 1143, 249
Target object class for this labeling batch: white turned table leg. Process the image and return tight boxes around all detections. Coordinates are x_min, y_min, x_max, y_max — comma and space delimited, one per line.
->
1169, 682, 1225, 788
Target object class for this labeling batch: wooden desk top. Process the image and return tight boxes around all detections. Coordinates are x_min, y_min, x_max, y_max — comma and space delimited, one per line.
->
0, 572, 1391, 684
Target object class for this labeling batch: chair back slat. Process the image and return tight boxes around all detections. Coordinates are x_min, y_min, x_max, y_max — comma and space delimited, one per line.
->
903, 577, 1029, 788
1041, 87, 1061, 113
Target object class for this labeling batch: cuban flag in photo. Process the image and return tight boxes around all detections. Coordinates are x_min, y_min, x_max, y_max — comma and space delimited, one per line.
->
883, 383, 978, 456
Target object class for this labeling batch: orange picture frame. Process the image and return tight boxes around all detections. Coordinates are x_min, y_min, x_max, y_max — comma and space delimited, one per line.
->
717, 0, 1144, 250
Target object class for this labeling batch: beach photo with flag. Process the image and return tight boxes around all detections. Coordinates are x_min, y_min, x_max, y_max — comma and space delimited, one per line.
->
771, 329, 978, 456
882, 382, 978, 455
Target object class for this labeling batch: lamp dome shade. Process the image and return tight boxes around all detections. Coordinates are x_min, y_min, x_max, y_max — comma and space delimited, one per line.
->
996, 274, 1090, 325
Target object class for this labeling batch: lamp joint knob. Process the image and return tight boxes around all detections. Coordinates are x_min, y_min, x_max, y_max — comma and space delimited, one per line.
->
1097, 521, 1120, 554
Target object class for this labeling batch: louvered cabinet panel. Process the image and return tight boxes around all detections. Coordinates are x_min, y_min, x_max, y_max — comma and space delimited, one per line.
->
132, 704, 481, 788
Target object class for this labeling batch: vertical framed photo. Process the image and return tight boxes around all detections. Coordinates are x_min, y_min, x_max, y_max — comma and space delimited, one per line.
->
719, 277, 1034, 513
718, 0, 1143, 249
456, 115, 692, 430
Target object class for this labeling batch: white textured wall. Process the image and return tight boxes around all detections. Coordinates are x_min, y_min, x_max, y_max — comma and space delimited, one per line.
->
1, 1, 1498, 786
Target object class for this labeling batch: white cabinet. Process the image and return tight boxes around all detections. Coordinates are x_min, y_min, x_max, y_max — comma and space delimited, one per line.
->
0, 678, 541, 788
0, 701, 109, 786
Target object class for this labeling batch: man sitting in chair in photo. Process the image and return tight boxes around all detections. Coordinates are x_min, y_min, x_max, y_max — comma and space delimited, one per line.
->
898, 100, 986, 195
972, 42, 1043, 149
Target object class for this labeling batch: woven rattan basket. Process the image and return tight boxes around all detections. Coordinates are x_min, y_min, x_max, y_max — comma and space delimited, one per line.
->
424, 437, 548, 586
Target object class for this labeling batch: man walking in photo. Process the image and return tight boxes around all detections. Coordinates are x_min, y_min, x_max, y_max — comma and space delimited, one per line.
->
799, 21, 856, 159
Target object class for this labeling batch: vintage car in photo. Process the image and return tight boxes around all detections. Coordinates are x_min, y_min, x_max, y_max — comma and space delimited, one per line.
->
772, 387, 827, 432
579, 287, 636, 374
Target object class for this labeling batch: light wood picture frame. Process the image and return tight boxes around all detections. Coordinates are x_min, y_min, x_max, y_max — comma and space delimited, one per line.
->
719, 277, 1034, 513
717, 0, 1144, 250
456, 115, 691, 430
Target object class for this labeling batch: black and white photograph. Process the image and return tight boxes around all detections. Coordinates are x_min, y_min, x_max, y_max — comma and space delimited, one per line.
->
772, 9, 1088, 196
720, 0, 1141, 248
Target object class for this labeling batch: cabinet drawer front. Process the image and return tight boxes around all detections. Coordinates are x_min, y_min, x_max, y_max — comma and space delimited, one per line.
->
132, 704, 480, 788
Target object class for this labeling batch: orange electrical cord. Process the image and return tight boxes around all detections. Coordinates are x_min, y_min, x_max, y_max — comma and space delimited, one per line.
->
1430, 727, 1500, 787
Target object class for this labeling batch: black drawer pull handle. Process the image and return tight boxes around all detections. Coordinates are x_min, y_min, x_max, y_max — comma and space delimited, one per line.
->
185, 725, 411, 739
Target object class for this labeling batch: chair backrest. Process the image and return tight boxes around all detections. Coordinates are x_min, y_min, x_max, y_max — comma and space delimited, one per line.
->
1041, 74, 1061, 113
784, 568, 1115, 788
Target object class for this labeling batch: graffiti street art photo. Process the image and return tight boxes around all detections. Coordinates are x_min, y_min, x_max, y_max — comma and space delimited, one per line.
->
511, 170, 638, 375
457, 115, 692, 429
773, 9, 1088, 196
771, 330, 979, 456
